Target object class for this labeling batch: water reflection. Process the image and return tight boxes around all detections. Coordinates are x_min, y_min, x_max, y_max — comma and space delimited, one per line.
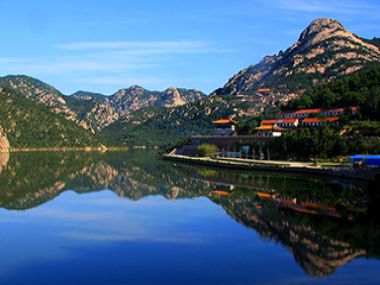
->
0, 151, 379, 280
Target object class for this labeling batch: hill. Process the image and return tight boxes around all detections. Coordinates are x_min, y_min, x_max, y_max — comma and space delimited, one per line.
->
213, 18, 380, 97
0, 75, 90, 129
0, 75, 206, 132
67, 85, 206, 130
0, 87, 103, 148
101, 97, 232, 147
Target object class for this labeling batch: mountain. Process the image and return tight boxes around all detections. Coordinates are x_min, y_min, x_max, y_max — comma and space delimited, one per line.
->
0, 75, 205, 133
0, 75, 91, 130
213, 18, 380, 96
0, 86, 103, 148
67, 86, 206, 130
101, 97, 232, 146
0, 74, 206, 147
2, 18, 380, 148
103, 18, 380, 147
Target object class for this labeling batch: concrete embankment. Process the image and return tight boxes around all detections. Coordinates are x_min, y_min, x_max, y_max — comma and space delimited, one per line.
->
162, 154, 380, 181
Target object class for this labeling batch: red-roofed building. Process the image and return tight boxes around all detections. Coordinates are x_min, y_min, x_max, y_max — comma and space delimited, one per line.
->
279, 106, 358, 119
257, 88, 271, 95
212, 118, 237, 136
302, 117, 340, 127
261, 119, 278, 126
254, 125, 284, 137
276, 118, 299, 128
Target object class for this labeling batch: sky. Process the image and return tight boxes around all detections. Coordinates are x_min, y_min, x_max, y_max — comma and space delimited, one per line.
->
0, 0, 379, 95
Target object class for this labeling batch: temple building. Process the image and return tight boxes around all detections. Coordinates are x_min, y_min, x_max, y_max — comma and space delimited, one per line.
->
254, 125, 284, 137
212, 119, 237, 136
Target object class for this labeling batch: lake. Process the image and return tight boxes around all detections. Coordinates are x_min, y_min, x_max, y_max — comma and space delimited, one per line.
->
0, 151, 379, 285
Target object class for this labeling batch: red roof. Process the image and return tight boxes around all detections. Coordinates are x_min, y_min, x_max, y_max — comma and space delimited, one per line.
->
257, 88, 271, 92
261, 119, 278, 125
280, 106, 359, 115
212, 118, 237, 125
278, 108, 322, 115
303, 117, 340, 123
294, 108, 322, 114
281, 119, 298, 124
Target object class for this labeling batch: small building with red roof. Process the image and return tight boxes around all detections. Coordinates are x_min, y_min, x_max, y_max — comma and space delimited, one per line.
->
261, 119, 278, 126
276, 118, 299, 128
302, 117, 340, 127
212, 118, 238, 136
254, 125, 284, 137
257, 88, 271, 95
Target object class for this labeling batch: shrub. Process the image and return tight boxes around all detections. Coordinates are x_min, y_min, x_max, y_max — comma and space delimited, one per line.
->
198, 144, 218, 157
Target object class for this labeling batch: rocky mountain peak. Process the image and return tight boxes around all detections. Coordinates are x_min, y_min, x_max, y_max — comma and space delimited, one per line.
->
128, 85, 145, 93
299, 18, 345, 42
213, 18, 380, 97
294, 18, 353, 50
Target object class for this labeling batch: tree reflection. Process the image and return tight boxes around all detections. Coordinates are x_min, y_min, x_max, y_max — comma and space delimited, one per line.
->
0, 151, 379, 276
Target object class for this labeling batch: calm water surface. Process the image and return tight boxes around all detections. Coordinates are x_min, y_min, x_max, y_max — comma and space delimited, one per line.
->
0, 151, 379, 285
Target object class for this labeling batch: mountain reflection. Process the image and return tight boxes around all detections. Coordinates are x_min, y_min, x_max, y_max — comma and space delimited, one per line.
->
0, 151, 379, 277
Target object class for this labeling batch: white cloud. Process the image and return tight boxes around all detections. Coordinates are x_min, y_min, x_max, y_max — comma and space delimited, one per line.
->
0, 40, 231, 78
0, 59, 155, 75
272, 0, 379, 14
58, 40, 211, 50
56, 40, 232, 55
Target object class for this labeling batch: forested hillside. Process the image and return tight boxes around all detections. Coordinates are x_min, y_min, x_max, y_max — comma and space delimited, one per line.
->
0, 87, 103, 148
286, 65, 380, 120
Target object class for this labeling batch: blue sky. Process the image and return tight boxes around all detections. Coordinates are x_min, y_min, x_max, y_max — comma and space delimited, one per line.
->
0, 0, 379, 95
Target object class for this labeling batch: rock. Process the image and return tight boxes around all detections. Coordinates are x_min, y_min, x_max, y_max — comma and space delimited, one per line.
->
0, 152, 9, 173
0, 125, 10, 152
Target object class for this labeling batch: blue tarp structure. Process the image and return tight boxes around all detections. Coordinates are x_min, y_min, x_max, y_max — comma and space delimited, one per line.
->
349, 155, 380, 166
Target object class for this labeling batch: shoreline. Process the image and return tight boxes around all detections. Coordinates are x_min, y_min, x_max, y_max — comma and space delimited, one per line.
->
162, 154, 380, 181
1, 146, 129, 153
0, 145, 162, 153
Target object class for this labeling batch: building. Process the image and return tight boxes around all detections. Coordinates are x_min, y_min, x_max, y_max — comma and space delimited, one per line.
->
254, 125, 284, 137
276, 118, 299, 128
302, 117, 340, 127
279, 106, 358, 119
256, 88, 271, 96
261, 119, 279, 126
212, 119, 237, 136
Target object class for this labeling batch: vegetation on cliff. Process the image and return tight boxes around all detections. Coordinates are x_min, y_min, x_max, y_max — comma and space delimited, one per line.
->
0, 87, 103, 148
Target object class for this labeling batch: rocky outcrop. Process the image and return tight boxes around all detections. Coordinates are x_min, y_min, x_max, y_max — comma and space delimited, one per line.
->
0, 125, 10, 152
0, 152, 9, 174
214, 18, 380, 96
